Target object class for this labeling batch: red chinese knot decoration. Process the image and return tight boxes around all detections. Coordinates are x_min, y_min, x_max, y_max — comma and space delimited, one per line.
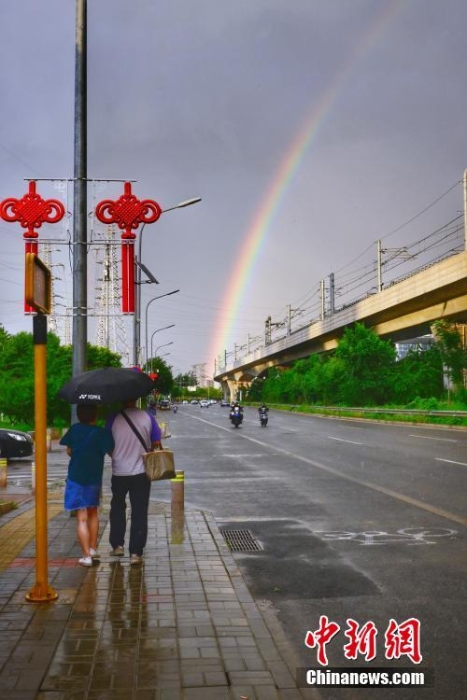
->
0, 180, 65, 239
95, 182, 162, 313
0, 181, 65, 312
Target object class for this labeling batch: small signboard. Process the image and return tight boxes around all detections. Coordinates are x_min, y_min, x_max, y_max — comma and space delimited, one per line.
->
25, 253, 51, 314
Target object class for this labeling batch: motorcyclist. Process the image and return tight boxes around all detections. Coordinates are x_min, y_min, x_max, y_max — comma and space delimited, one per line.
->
258, 403, 268, 415
230, 401, 244, 423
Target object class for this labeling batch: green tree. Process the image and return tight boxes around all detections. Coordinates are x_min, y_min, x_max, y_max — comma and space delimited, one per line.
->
392, 345, 443, 403
0, 329, 123, 426
173, 372, 198, 398
0, 331, 36, 424
246, 376, 266, 402
144, 356, 173, 396
86, 344, 122, 370
334, 323, 396, 405
432, 320, 467, 394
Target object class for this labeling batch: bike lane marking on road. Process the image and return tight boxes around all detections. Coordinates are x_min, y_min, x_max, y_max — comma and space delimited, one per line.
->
186, 413, 467, 528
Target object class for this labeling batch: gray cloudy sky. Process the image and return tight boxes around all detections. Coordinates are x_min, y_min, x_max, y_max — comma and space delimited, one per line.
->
0, 0, 466, 377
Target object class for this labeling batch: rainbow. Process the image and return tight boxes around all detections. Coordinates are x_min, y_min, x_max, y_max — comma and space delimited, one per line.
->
209, 1, 404, 372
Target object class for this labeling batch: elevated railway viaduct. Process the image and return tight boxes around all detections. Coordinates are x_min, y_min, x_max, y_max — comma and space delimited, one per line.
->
215, 250, 467, 399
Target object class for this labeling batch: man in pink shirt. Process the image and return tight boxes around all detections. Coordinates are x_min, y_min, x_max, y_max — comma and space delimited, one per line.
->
106, 398, 161, 565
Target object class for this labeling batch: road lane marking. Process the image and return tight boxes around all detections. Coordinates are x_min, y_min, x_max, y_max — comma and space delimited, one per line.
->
409, 434, 458, 442
436, 458, 467, 468
187, 413, 467, 528
327, 436, 363, 445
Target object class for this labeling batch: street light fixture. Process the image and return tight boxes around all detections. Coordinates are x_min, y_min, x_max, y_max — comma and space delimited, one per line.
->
134, 196, 201, 364
154, 341, 174, 355
152, 341, 174, 373
160, 197, 202, 213
149, 324, 175, 369
144, 292, 179, 367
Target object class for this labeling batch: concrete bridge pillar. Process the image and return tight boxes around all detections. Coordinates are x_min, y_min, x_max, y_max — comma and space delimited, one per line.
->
226, 378, 239, 403
219, 379, 231, 402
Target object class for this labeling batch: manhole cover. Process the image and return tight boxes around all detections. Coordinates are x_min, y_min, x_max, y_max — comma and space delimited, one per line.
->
221, 529, 263, 552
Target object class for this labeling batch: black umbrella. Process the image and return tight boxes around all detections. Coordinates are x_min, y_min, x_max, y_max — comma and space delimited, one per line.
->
58, 367, 155, 405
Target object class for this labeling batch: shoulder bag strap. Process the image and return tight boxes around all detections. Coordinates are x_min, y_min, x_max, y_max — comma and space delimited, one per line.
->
119, 411, 150, 452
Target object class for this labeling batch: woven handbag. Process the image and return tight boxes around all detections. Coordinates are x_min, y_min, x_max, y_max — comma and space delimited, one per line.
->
143, 448, 176, 481
119, 411, 175, 481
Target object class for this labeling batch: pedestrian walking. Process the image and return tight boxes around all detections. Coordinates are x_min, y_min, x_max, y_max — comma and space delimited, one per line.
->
147, 399, 157, 416
60, 404, 115, 567
106, 398, 162, 565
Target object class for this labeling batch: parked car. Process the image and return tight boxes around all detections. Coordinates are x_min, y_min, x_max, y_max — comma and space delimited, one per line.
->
0, 428, 34, 459
199, 400, 210, 408
190, 399, 199, 405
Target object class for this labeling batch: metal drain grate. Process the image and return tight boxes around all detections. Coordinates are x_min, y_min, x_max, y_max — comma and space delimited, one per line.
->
221, 529, 263, 552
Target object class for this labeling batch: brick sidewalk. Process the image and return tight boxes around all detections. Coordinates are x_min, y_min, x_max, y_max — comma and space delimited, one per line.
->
0, 498, 317, 699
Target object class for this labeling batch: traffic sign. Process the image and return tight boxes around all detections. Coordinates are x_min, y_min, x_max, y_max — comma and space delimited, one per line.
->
25, 253, 51, 314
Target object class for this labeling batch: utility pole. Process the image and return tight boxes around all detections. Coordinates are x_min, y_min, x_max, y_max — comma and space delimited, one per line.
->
464, 168, 467, 250
286, 304, 292, 335
320, 279, 326, 320
286, 304, 300, 335
265, 316, 272, 345
377, 239, 383, 291
329, 273, 335, 315
72, 0, 87, 384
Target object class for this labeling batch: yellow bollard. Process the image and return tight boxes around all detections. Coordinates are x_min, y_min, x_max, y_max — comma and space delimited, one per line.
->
31, 462, 36, 493
170, 509, 185, 544
0, 458, 7, 488
46, 428, 52, 453
170, 472, 185, 544
171, 471, 184, 511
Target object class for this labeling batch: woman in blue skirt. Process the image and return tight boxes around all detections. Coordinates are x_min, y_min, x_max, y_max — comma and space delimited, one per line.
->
60, 405, 114, 566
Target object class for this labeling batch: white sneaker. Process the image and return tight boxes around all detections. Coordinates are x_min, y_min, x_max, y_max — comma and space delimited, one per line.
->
79, 556, 93, 567
90, 548, 100, 561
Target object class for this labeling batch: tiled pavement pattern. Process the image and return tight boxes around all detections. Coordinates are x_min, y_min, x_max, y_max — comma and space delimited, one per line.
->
0, 495, 318, 699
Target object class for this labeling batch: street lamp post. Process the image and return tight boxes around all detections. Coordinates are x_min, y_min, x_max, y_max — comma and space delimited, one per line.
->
134, 196, 201, 364
152, 341, 174, 373
144, 291, 179, 367
148, 324, 175, 370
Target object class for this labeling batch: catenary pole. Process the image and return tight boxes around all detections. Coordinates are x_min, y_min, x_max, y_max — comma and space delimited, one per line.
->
72, 0, 87, 390
463, 168, 467, 250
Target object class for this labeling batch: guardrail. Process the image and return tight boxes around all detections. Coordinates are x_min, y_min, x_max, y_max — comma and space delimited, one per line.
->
287, 405, 467, 418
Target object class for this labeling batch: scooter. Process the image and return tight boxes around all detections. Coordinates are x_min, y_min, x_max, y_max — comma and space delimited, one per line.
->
229, 406, 243, 428
259, 408, 268, 427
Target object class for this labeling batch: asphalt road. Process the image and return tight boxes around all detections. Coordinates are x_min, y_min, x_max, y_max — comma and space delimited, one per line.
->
164, 404, 467, 700
9, 406, 467, 698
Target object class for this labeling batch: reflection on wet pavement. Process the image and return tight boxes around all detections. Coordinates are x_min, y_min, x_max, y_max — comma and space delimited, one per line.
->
2, 503, 301, 698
